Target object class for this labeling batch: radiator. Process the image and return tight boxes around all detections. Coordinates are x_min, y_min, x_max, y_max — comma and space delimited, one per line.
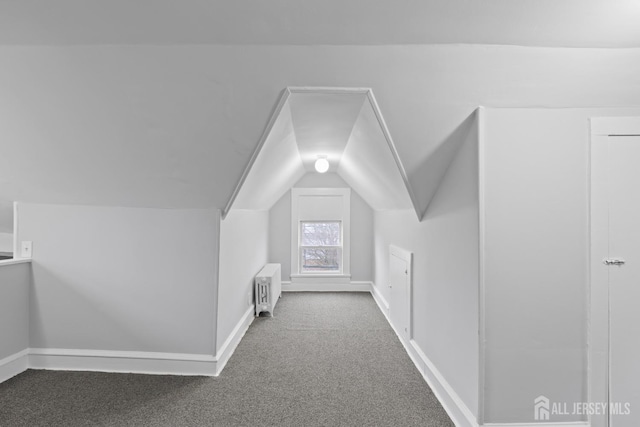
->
254, 263, 281, 316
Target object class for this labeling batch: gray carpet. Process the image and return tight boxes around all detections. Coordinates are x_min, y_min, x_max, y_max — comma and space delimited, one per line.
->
0, 292, 454, 426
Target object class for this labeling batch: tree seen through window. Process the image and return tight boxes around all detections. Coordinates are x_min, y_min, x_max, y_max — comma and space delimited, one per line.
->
300, 221, 341, 272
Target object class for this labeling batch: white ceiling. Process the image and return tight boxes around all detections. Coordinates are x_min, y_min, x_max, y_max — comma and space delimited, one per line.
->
1, 45, 639, 226
231, 103, 306, 211
337, 101, 414, 213
0, 0, 639, 48
229, 89, 416, 215
289, 93, 367, 173
0, 37, 639, 231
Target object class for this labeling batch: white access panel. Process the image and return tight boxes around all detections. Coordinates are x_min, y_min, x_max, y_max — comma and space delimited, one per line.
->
389, 245, 412, 342
254, 263, 281, 316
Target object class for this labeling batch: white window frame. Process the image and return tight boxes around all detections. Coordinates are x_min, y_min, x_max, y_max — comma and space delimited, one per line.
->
290, 188, 350, 283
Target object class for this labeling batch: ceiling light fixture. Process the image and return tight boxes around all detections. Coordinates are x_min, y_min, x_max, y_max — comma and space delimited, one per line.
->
314, 156, 329, 173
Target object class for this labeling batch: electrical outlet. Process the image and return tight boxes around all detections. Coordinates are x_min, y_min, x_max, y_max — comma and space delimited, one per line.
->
21, 241, 33, 258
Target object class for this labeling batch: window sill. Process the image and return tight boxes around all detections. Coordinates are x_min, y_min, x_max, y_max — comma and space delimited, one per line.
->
291, 274, 351, 284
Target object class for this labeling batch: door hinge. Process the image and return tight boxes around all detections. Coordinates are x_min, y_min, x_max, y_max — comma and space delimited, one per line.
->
603, 258, 626, 266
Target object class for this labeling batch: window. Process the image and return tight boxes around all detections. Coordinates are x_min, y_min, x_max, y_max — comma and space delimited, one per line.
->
290, 188, 350, 281
300, 221, 342, 273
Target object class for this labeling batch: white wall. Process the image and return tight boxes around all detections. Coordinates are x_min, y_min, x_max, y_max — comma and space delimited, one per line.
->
2, 45, 638, 217
373, 112, 479, 417
17, 203, 219, 355
217, 209, 269, 351
0, 262, 30, 360
0, 201, 13, 235
0, 232, 13, 254
481, 107, 640, 423
269, 173, 373, 282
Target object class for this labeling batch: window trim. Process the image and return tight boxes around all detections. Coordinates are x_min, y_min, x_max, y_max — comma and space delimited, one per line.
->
290, 188, 351, 282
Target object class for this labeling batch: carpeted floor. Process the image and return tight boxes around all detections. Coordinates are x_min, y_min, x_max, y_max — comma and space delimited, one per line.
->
0, 292, 454, 426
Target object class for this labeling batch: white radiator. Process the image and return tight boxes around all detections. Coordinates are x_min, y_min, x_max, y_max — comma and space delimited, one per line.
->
254, 263, 281, 316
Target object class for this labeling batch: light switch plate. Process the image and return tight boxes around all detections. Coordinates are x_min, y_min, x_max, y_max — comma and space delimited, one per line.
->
21, 241, 32, 258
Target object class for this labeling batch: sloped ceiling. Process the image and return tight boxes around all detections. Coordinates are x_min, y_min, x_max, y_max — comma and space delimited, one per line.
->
0, 0, 639, 47
228, 89, 417, 216
1, 46, 639, 228
289, 93, 367, 172
0, 3, 639, 231
232, 103, 306, 211
337, 101, 414, 212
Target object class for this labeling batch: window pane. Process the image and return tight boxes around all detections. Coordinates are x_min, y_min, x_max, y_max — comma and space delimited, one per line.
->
300, 222, 341, 246
302, 247, 340, 272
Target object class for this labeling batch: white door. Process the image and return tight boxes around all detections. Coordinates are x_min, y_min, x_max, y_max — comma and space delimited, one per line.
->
608, 136, 640, 427
389, 246, 412, 342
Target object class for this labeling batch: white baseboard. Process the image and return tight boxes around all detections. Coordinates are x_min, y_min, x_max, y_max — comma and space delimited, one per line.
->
282, 280, 373, 292
28, 348, 218, 376
369, 282, 478, 427
0, 349, 29, 383
1, 305, 257, 382
370, 282, 390, 316
483, 423, 589, 427
409, 341, 479, 427
282, 279, 477, 425
214, 304, 255, 375
370, 284, 587, 427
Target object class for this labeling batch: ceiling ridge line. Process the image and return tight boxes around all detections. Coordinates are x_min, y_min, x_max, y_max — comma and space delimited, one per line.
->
364, 90, 422, 220
222, 88, 292, 219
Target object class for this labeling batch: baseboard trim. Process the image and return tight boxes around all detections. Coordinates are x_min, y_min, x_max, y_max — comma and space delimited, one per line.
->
0, 349, 29, 383
370, 283, 390, 315
214, 304, 255, 375
1, 305, 258, 381
409, 341, 479, 427
28, 348, 218, 377
282, 280, 372, 292
482, 423, 589, 427
370, 285, 586, 427
369, 282, 478, 427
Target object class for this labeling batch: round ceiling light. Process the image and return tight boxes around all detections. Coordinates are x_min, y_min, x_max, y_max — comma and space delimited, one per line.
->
314, 157, 329, 173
